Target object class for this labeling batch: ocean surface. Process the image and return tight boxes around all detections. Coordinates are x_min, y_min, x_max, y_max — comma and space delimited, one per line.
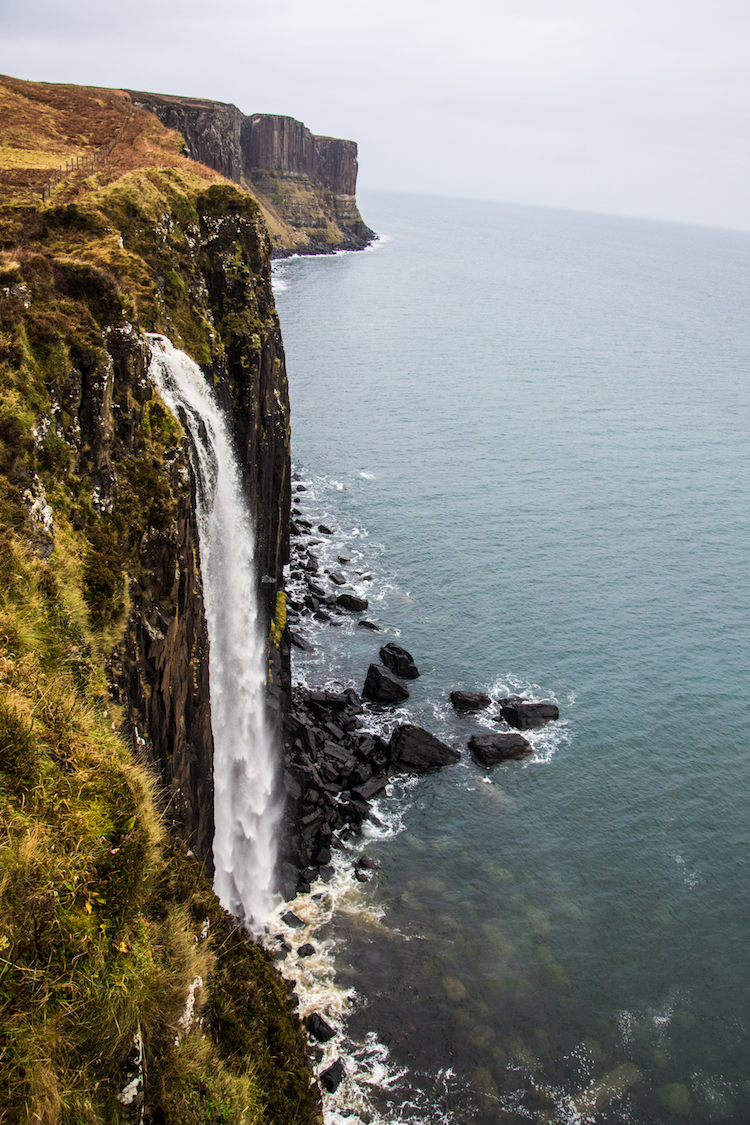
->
270, 191, 750, 1124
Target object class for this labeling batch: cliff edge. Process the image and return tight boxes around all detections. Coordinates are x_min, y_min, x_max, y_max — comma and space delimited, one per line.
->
0, 73, 317, 1124
126, 90, 375, 256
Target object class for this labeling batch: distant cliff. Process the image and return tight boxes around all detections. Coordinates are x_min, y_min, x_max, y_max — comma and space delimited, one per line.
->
126, 91, 375, 256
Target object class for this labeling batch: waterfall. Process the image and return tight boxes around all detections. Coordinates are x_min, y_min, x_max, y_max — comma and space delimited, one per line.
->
147, 335, 279, 929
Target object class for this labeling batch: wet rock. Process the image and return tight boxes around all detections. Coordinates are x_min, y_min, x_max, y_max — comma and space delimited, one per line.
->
450, 690, 491, 711
336, 592, 368, 613
298, 943, 316, 958
281, 911, 305, 929
318, 524, 333, 535
320, 1059, 346, 1093
337, 555, 350, 564
357, 619, 382, 631
379, 642, 420, 679
329, 570, 347, 585
307, 1012, 336, 1042
289, 631, 314, 653
389, 724, 461, 771
352, 775, 389, 800
468, 732, 532, 765
496, 697, 559, 729
363, 663, 409, 703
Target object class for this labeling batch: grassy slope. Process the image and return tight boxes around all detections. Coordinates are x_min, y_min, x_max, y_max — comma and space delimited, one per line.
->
0, 77, 319, 1125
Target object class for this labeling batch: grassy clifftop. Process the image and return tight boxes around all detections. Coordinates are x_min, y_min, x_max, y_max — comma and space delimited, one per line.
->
0, 76, 314, 1124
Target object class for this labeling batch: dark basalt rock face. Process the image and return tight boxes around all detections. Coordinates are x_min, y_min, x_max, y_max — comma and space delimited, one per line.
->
450, 690, 491, 711
389, 724, 460, 772
469, 733, 533, 765
101, 190, 291, 870
125, 91, 244, 183
497, 696, 560, 730
380, 642, 420, 679
363, 663, 410, 703
127, 92, 375, 255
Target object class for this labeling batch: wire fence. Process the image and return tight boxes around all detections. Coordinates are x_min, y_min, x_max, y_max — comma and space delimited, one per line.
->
41, 105, 134, 202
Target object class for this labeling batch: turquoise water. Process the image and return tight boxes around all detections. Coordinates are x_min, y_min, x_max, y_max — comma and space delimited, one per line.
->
273, 192, 750, 1123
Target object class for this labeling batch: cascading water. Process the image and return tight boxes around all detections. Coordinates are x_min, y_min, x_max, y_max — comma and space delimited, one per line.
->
147, 335, 279, 929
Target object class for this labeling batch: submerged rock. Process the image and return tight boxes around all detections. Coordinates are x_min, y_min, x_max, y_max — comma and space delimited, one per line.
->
389, 724, 460, 771
379, 642, 420, 679
357, 619, 382, 631
450, 690, 491, 711
363, 664, 409, 703
497, 697, 559, 729
468, 732, 532, 765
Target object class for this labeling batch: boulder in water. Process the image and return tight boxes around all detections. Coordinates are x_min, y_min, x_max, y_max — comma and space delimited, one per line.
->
468, 732, 532, 765
497, 696, 559, 729
389, 724, 460, 771
379, 642, 420, 679
307, 1012, 336, 1042
450, 690, 491, 711
320, 1059, 346, 1092
337, 592, 368, 612
363, 663, 409, 703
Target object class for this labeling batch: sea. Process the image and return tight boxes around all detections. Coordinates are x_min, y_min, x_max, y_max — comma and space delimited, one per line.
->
268, 190, 750, 1125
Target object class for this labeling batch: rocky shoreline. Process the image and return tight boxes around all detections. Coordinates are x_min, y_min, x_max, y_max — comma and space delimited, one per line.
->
275, 487, 561, 901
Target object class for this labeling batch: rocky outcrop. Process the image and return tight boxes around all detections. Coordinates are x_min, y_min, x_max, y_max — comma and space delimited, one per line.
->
469, 732, 533, 765
124, 91, 244, 183
127, 90, 375, 255
450, 690, 491, 711
496, 697, 560, 730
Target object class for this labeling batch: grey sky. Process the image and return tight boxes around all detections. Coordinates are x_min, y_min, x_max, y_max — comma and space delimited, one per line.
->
2, 0, 748, 230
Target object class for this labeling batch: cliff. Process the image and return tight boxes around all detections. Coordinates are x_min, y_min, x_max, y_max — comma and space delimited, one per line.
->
126, 90, 375, 256
0, 74, 316, 1124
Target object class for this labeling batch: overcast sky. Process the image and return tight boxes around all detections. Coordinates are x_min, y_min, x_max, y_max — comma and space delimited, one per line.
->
2, 0, 748, 230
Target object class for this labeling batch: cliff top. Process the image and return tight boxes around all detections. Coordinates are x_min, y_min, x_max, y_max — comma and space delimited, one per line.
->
0, 73, 225, 206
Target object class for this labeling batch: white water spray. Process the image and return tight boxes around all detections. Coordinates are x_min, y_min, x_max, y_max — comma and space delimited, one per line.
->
148, 336, 279, 929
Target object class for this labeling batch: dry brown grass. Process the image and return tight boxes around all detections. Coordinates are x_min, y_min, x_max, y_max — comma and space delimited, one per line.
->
0, 75, 223, 205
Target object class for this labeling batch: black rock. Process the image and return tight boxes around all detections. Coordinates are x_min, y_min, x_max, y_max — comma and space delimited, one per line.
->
337, 555, 351, 564
352, 775, 389, 800
497, 697, 559, 730
357, 619, 382, 631
307, 1012, 336, 1043
298, 943, 316, 958
289, 631, 314, 653
450, 690, 492, 711
389, 724, 461, 771
379, 642, 420, 680
318, 524, 334, 535
281, 911, 305, 929
363, 664, 410, 703
320, 1059, 346, 1093
468, 732, 533, 765
306, 690, 349, 712
329, 570, 347, 586
337, 592, 369, 612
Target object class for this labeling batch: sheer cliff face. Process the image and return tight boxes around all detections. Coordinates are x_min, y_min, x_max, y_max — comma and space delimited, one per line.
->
128, 91, 375, 255
0, 90, 291, 868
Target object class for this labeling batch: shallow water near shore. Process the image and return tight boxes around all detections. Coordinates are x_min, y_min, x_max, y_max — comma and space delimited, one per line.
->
272, 192, 750, 1123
